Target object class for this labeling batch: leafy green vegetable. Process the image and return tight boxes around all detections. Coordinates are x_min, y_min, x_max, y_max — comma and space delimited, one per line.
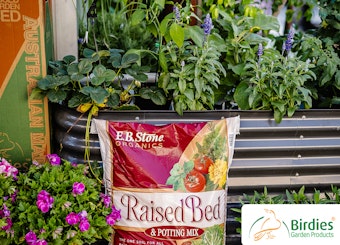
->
192, 225, 224, 245
166, 161, 194, 191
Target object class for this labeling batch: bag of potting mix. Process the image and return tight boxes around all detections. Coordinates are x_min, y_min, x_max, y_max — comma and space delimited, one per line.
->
93, 116, 240, 245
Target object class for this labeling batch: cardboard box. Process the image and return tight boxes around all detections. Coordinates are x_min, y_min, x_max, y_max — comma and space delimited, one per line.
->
0, 0, 52, 170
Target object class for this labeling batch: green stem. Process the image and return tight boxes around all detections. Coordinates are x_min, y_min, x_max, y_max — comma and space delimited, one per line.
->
84, 108, 102, 184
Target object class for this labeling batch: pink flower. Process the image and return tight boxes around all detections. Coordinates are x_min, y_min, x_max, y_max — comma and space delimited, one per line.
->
100, 193, 111, 208
37, 190, 54, 204
110, 206, 122, 220
0, 204, 10, 217
106, 207, 121, 226
63, 201, 72, 208
36, 200, 52, 213
36, 190, 54, 213
66, 230, 77, 239
46, 154, 61, 166
25, 231, 37, 244
79, 210, 87, 219
1, 218, 12, 231
36, 239, 48, 245
106, 214, 117, 226
79, 218, 90, 232
0, 158, 18, 179
32, 160, 40, 166
72, 182, 85, 196
10, 190, 18, 202
52, 227, 63, 239
66, 212, 80, 225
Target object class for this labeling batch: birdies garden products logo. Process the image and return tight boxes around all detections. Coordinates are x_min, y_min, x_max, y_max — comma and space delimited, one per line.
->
241, 204, 340, 245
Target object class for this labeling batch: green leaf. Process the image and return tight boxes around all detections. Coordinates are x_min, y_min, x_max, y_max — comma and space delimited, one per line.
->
68, 94, 89, 108
106, 93, 120, 107
91, 66, 115, 85
170, 22, 184, 48
253, 13, 280, 31
110, 54, 122, 68
229, 63, 246, 76
273, 110, 283, 124
78, 59, 93, 74
187, 25, 204, 48
184, 89, 194, 101
154, 0, 165, 8
158, 50, 168, 72
47, 90, 67, 103
139, 87, 166, 105
234, 82, 250, 109
287, 107, 296, 117
131, 9, 145, 26
80, 87, 109, 104
194, 77, 203, 97
121, 53, 139, 68
63, 55, 76, 64
159, 15, 172, 36
82, 48, 96, 58
178, 78, 186, 94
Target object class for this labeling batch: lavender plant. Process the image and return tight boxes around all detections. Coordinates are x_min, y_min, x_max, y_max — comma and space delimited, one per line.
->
234, 28, 317, 123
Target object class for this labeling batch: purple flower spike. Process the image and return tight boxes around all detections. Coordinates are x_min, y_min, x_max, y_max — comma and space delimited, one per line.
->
47, 154, 61, 166
257, 43, 263, 57
173, 5, 180, 21
202, 13, 213, 36
284, 28, 295, 53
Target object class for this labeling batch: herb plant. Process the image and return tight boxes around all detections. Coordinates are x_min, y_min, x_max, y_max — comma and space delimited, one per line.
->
234, 28, 316, 123
158, 10, 226, 115
212, 2, 281, 107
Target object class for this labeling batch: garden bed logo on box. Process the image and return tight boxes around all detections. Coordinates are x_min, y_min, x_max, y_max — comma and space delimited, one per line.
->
241, 204, 340, 245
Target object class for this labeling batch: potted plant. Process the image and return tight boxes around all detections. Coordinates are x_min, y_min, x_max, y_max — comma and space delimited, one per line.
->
1, 154, 121, 244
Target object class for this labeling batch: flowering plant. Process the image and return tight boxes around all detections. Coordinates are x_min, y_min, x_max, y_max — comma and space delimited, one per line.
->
158, 6, 226, 115
234, 27, 316, 123
9, 154, 120, 244
0, 158, 18, 243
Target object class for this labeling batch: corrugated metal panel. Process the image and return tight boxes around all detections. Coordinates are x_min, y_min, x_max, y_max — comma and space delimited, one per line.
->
51, 105, 340, 245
